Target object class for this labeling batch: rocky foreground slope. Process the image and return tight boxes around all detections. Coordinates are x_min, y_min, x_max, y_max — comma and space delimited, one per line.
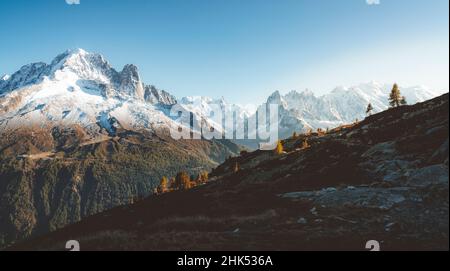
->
11, 93, 449, 251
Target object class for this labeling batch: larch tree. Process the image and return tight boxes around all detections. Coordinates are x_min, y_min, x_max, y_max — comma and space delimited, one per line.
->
158, 176, 168, 194
389, 83, 403, 108
197, 171, 209, 185
301, 139, 309, 150
275, 140, 284, 155
175, 172, 191, 190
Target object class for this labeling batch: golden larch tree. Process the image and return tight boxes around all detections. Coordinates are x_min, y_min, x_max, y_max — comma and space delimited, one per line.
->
275, 140, 284, 155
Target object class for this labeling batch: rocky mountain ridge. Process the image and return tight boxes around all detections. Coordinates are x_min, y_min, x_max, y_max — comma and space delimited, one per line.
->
1, 49, 444, 145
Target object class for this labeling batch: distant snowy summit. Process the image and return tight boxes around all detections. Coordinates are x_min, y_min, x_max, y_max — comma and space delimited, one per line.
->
0, 49, 446, 143
262, 81, 445, 139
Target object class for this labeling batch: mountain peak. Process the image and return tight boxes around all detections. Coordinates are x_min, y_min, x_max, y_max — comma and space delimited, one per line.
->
330, 85, 349, 94
267, 90, 286, 105
70, 48, 88, 55
51, 48, 110, 73
267, 90, 282, 100
57, 48, 89, 59
300, 88, 314, 96
0, 49, 169, 102
118, 64, 145, 99
121, 64, 140, 77
51, 48, 90, 66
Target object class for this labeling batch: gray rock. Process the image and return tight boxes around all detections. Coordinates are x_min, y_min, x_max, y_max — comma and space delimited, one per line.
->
428, 138, 449, 164
362, 141, 396, 158
281, 191, 317, 199
425, 125, 447, 136
378, 194, 406, 210
384, 222, 398, 232
406, 164, 449, 187
282, 187, 410, 210
310, 207, 318, 216
322, 187, 337, 193
383, 171, 404, 183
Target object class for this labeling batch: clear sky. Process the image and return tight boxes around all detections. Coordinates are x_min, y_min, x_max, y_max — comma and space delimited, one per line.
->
0, 0, 448, 103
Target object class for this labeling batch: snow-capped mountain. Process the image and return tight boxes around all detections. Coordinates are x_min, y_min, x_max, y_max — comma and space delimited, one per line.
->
0, 49, 179, 135
261, 81, 446, 140
0, 49, 445, 147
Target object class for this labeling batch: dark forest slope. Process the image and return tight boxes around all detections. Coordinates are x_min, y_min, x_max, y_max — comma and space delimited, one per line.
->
0, 127, 241, 248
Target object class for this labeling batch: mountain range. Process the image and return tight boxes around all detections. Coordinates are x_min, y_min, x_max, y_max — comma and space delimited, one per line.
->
0, 49, 445, 146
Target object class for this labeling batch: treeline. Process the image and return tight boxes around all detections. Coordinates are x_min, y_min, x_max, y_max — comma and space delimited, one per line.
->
366, 83, 408, 116
155, 171, 209, 194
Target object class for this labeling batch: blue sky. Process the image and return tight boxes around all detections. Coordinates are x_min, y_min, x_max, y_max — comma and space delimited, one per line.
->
0, 0, 448, 103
